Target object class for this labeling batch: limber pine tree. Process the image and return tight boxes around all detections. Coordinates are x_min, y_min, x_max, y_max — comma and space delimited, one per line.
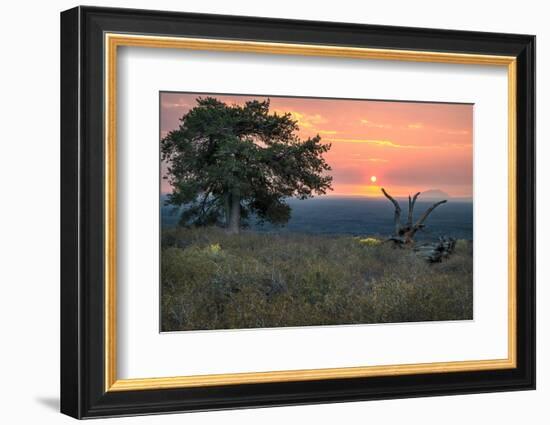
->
161, 97, 333, 234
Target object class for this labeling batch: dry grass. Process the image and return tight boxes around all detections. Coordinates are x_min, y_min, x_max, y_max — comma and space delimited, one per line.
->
161, 227, 473, 331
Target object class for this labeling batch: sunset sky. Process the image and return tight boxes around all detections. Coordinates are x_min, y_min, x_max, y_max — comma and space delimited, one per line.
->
160, 93, 473, 198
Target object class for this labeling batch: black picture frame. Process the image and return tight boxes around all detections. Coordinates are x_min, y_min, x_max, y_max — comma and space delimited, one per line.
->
61, 5, 535, 419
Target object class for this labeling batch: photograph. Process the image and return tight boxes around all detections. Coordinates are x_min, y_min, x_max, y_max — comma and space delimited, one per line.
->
159, 92, 474, 331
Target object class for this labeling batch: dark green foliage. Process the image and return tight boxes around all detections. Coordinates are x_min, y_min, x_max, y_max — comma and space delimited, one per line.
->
161, 97, 332, 232
161, 227, 473, 331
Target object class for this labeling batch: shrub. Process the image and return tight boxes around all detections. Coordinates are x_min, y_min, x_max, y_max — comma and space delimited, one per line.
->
357, 237, 382, 246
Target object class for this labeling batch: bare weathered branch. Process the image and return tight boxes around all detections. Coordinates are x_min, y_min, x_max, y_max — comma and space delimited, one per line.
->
381, 188, 401, 235
407, 192, 421, 227
384, 236, 406, 245
414, 236, 456, 263
379, 185, 452, 247
414, 200, 447, 230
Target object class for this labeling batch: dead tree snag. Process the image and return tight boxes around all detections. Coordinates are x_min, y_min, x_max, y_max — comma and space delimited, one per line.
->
381, 188, 447, 246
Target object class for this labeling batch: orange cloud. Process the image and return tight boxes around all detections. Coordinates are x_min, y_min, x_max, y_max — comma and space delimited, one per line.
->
273, 109, 326, 130
327, 138, 471, 150
360, 119, 392, 129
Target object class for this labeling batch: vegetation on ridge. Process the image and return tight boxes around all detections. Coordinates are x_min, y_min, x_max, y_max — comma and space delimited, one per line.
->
161, 227, 473, 331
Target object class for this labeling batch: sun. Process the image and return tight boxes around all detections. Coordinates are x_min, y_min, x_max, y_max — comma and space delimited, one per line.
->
370, 176, 377, 183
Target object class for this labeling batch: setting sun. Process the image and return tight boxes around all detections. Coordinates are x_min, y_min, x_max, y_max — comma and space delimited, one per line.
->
371, 176, 377, 183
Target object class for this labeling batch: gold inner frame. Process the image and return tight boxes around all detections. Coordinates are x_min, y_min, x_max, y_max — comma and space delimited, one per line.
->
104, 33, 517, 392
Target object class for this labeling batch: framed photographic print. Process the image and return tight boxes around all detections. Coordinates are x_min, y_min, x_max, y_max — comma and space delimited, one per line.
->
60, 6, 536, 419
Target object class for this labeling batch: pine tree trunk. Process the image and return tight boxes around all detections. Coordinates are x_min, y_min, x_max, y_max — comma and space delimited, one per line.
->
227, 189, 241, 234
224, 193, 231, 227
